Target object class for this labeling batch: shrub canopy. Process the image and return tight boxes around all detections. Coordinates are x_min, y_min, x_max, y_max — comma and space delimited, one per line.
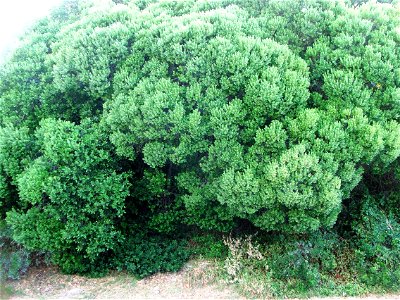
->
0, 0, 399, 273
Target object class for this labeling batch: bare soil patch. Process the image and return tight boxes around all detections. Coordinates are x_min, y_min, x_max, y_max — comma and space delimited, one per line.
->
6, 260, 241, 299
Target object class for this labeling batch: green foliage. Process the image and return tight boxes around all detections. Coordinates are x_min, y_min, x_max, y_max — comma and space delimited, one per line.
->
0, 221, 31, 281
265, 232, 343, 289
6, 119, 130, 274
0, 0, 400, 294
113, 233, 191, 278
218, 232, 370, 298
51, 3, 138, 101
190, 233, 228, 259
102, 0, 400, 233
351, 196, 400, 288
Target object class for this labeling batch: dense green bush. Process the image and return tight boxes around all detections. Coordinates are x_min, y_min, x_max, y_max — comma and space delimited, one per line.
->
0, 0, 400, 292
113, 233, 191, 278
6, 119, 130, 274
190, 233, 228, 259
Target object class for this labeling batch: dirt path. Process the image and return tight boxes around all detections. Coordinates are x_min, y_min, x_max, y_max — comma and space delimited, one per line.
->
7, 260, 242, 299
5, 261, 400, 300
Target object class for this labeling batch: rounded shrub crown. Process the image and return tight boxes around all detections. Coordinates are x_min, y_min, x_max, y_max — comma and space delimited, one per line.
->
0, 0, 399, 273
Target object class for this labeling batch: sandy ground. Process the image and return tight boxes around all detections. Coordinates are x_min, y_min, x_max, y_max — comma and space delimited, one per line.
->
4, 261, 400, 300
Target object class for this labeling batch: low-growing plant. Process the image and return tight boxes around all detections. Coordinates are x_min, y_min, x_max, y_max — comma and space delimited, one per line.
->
0, 221, 30, 281
0, 283, 15, 300
221, 232, 366, 298
352, 196, 400, 289
113, 233, 191, 279
223, 235, 274, 298
266, 232, 341, 289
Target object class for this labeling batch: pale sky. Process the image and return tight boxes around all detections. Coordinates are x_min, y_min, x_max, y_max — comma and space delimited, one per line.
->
0, 0, 63, 62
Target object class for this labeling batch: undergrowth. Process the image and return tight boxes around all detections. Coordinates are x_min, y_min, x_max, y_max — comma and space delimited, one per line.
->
0, 221, 31, 281
200, 225, 400, 298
